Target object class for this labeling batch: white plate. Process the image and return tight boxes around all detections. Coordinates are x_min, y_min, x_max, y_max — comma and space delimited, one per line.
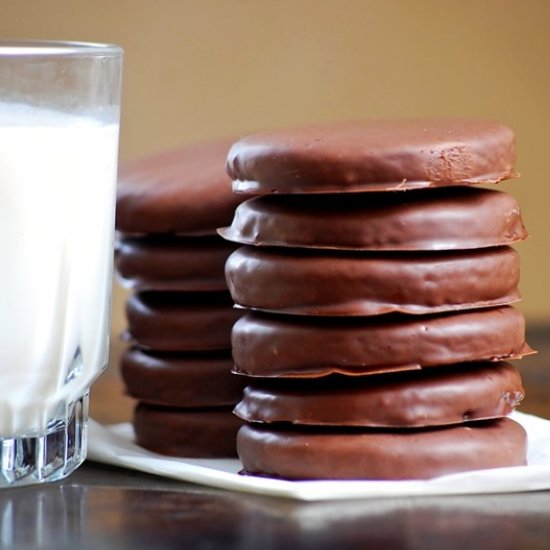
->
87, 411, 550, 501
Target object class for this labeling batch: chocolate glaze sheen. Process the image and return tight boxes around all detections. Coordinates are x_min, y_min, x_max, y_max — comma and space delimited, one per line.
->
116, 235, 236, 292
235, 362, 524, 427
225, 245, 521, 316
117, 138, 244, 234
121, 348, 245, 408
227, 119, 516, 194
135, 405, 242, 458
219, 187, 527, 251
231, 307, 533, 377
237, 418, 527, 480
126, 292, 241, 351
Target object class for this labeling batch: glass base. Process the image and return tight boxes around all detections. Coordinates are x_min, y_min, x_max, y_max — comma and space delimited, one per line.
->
0, 394, 88, 487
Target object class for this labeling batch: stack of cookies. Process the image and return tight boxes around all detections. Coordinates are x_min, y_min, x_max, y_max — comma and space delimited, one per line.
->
115, 138, 246, 457
219, 119, 534, 479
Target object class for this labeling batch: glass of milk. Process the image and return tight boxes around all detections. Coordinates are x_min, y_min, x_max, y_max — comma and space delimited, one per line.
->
0, 41, 122, 486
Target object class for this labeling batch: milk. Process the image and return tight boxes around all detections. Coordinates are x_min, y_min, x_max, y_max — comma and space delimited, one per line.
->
0, 102, 119, 435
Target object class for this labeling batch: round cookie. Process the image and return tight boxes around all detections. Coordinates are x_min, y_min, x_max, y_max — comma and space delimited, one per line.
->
116, 235, 236, 292
225, 245, 520, 316
227, 119, 516, 194
126, 291, 241, 351
237, 418, 527, 480
220, 187, 528, 251
134, 404, 242, 458
232, 307, 533, 378
121, 347, 245, 408
234, 362, 524, 427
116, 138, 245, 235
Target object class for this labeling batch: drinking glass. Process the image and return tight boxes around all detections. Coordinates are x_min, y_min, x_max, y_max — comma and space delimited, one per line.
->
0, 40, 123, 486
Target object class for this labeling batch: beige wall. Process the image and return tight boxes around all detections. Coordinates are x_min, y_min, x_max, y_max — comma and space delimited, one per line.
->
2, 0, 549, 326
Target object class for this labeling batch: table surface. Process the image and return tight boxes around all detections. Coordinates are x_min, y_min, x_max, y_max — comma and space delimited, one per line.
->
2, 325, 550, 549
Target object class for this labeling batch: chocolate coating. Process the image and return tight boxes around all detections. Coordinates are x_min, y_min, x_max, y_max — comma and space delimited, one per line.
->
115, 235, 236, 292
237, 418, 527, 480
227, 119, 516, 194
220, 187, 527, 251
126, 291, 241, 351
232, 307, 532, 377
116, 138, 245, 235
134, 404, 242, 458
234, 362, 524, 427
121, 347, 245, 408
226, 245, 521, 316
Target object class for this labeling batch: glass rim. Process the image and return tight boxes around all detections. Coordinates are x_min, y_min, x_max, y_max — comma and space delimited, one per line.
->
0, 40, 123, 57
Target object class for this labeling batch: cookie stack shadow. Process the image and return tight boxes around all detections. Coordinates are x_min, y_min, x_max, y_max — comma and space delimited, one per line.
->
115, 139, 246, 457
219, 119, 535, 479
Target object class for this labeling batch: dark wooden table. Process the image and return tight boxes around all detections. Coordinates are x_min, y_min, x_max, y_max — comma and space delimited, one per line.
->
2, 325, 549, 549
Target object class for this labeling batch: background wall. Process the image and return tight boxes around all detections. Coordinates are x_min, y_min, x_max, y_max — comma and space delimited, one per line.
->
2, 0, 549, 329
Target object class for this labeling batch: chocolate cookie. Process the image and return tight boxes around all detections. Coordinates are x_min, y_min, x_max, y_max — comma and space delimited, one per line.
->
220, 187, 527, 250
234, 362, 524, 427
227, 119, 516, 194
116, 138, 244, 234
237, 417, 527, 480
121, 347, 245, 408
126, 291, 241, 351
134, 404, 242, 458
116, 235, 236, 292
225, 245, 520, 316
232, 307, 532, 377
